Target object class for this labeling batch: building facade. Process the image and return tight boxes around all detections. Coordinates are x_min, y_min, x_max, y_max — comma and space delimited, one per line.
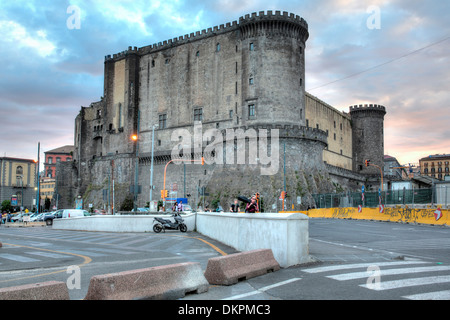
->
44, 145, 74, 178
0, 157, 38, 211
419, 154, 450, 180
58, 11, 387, 211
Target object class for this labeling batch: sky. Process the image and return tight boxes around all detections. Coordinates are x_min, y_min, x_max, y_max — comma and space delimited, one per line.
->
1, 0, 449, 169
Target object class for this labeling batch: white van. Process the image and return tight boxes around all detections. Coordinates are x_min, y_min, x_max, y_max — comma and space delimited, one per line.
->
62, 209, 88, 218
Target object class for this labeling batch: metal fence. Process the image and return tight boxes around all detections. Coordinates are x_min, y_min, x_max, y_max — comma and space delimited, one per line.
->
312, 188, 436, 209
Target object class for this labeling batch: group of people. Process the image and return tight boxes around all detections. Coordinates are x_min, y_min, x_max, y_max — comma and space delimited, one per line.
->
171, 201, 183, 212
230, 195, 259, 213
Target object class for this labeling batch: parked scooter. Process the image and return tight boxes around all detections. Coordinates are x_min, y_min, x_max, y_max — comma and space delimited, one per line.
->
153, 212, 187, 233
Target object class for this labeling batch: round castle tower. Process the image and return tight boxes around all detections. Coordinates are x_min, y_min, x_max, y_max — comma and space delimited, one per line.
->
238, 11, 309, 127
350, 104, 387, 175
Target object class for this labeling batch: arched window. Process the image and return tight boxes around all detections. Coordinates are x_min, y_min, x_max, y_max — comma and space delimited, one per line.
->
16, 166, 23, 175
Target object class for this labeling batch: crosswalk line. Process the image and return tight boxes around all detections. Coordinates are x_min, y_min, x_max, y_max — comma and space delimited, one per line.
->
222, 278, 302, 300
0, 253, 40, 263
302, 260, 428, 274
360, 275, 450, 291
25, 251, 70, 259
328, 265, 450, 281
403, 290, 450, 300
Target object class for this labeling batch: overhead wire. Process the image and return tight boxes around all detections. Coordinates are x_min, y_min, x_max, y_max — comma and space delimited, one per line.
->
307, 35, 450, 91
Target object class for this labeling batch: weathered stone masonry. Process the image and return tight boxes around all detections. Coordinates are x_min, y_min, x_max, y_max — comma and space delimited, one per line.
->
58, 11, 386, 211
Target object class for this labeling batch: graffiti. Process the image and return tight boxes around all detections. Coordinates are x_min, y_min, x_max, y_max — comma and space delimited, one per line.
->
383, 207, 444, 223
309, 206, 447, 225
332, 207, 351, 219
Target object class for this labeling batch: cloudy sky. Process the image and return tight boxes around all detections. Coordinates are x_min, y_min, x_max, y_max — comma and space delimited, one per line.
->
1, 0, 449, 169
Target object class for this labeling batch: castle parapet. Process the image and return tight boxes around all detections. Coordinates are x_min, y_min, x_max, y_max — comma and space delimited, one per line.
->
105, 10, 308, 61
349, 104, 386, 115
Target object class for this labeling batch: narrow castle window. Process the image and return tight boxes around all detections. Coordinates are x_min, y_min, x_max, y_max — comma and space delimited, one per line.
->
196, 51, 200, 57
194, 108, 203, 121
249, 78, 254, 85
151, 60, 155, 67
159, 114, 167, 129
249, 43, 254, 51
216, 43, 221, 52
248, 104, 255, 117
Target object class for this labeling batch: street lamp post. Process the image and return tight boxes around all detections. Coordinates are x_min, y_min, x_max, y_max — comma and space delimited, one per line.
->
149, 124, 158, 206
132, 111, 140, 212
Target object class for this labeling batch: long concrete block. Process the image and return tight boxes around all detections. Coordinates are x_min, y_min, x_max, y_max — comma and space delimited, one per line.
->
0, 281, 69, 300
204, 249, 281, 285
84, 262, 209, 300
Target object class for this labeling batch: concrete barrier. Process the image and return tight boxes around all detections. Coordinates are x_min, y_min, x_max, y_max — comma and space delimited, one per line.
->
196, 212, 310, 268
3, 222, 46, 228
204, 249, 280, 285
84, 262, 209, 300
307, 206, 450, 226
53, 213, 196, 232
0, 281, 69, 300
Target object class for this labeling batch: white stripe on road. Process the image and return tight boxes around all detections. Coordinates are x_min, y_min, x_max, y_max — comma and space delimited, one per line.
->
222, 278, 302, 300
25, 251, 69, 259
360, 275, 450, 291
328, 265, 450, 281
302, 260, 428, 274
403, 290, 450, 300
0, 253, 40, 262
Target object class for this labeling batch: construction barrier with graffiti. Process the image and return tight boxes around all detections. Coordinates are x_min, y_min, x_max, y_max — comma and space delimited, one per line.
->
305, 206, 449, 226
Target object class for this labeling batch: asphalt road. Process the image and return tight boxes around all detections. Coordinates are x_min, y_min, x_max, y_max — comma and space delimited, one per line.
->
1, 218, 450, 301
0, 226, 237, 300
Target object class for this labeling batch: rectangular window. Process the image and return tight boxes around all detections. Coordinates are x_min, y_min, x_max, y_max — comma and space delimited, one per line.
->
249, 78, 254, 85
248, 104, 255, 117
249, 43, 254, 51
194, 108, 203, 121
159, 114, 167, 129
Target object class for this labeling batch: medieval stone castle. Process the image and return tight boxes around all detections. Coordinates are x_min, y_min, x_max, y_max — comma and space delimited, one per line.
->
57, 11, 387, 211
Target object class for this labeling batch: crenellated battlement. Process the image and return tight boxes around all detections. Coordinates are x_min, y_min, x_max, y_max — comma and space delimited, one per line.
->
105, 10, 308, 61
349, 104, 386, 114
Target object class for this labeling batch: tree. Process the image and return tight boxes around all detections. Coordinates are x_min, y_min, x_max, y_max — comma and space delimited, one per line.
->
44, 197, 51, 211
120, 195, 134, 211
1, 200, 12, 212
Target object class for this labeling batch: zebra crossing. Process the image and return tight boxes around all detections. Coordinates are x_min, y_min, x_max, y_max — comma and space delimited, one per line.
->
301, 259, 450, 300
0, 228, 222, 268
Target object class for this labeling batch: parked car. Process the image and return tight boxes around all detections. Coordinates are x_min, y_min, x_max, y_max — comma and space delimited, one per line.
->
29, 213, 43, 222
44, 209, 88, 225
181, 204, 193, 213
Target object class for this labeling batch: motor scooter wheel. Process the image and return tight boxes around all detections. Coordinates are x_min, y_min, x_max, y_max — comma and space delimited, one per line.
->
153, 224, 163, 233
179, 224, 187, 232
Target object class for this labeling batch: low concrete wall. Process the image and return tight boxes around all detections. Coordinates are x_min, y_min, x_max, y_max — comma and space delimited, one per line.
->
196, 212, 310, 268
0, 281, 69, 300
84, 262, 209, 300
52, 212, 310, 268
53, 213, 196, 232
204, 249, 280, 285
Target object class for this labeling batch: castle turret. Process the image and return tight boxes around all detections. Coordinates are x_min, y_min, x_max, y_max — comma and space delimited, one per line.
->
350, 104, 386, 176
239, 11, 309, 127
